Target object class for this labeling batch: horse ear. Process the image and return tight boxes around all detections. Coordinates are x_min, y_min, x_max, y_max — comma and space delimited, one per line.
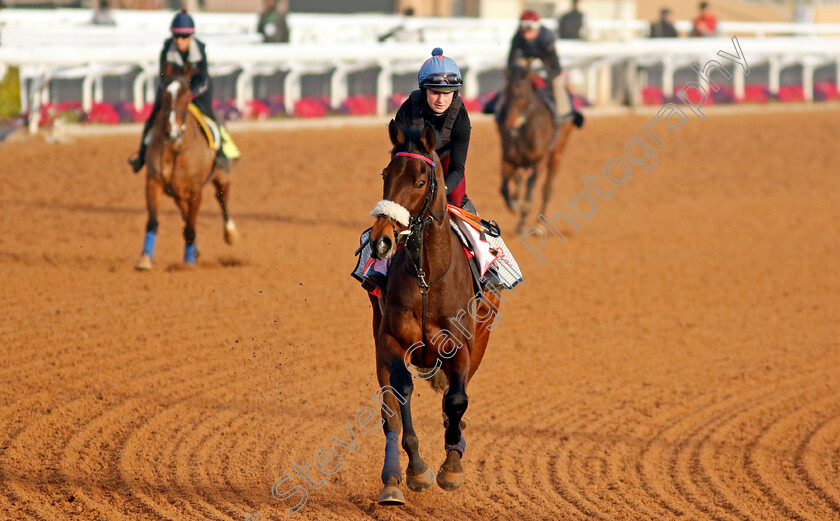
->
388, 119, 405, 146
163, 63, 174, 77
183, 63, 193, 79
420, 122, 436, 153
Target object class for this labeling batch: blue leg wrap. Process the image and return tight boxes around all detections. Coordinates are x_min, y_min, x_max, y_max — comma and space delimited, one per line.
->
381, 431, 401, 485
184, 244, 196, 265
142, 231, 156, 258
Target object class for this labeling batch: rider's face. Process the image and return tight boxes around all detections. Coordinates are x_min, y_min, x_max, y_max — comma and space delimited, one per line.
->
174, 34, 192, 52
520, 27, 540, 40
426, 90, 454, 114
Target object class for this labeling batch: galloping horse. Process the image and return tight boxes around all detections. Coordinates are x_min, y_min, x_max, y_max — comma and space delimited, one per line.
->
498, 63, 575, 233
135, 65, 238, 270
367, 120, 501, 505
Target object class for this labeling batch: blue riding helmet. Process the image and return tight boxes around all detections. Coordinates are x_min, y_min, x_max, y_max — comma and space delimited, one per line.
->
171, 10, 195, 36
418, 48, 462, 93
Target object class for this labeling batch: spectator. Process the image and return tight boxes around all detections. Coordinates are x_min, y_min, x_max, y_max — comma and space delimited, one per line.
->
92, 0, 116, 26
650, 8, 677, 38
378, 7, 423, 43
257, 0, 290, 43
692, 2, 718, 37
557, 0, 586, 40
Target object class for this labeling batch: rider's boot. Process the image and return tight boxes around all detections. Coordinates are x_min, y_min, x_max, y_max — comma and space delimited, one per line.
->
361, 272, 388, 295
128, 142, 147, 173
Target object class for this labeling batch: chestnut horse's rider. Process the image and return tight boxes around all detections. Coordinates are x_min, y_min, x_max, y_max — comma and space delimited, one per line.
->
128, 10, 231, 173
395, 48, 477, 215
501, 10, 584, 128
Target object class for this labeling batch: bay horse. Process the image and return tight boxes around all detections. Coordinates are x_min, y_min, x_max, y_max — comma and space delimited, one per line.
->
498, 63, 575, 233
134, 65, 238, 270
367, 120, 501, 505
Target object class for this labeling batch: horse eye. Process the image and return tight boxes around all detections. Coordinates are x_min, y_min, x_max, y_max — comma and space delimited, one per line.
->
415, 180, 426, 189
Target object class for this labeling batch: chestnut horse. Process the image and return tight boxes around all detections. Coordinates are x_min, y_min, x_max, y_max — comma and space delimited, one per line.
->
367, 120, 501, 505
499, 64, 575, 233
135, 68, 238, 270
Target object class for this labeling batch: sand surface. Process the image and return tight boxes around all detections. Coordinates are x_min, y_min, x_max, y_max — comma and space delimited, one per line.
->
1, 107, 839, 520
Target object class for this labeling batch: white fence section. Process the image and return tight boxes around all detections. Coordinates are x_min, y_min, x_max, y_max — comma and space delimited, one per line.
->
5, 8, 840, 46
2, 9, 840, 133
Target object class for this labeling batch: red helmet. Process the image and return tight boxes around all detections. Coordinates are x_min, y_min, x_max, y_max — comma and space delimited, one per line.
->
519, 10, 541, 30
520, 10, 540, 22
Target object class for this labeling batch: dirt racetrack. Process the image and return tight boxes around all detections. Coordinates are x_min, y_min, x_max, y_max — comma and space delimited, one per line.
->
1, 106, 839, 521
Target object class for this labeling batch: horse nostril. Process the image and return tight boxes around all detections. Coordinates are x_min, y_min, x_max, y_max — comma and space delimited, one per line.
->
376, 236, 392, 257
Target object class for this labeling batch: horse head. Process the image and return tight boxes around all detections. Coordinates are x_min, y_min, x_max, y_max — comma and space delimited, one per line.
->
503, 61, 538, 135
369, 120, 444, 260
159, 64, 193, 146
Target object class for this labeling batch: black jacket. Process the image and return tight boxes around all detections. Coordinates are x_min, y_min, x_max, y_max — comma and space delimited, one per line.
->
158, 37, 211, 99
395, 90, 471, 205
507, 27, 562, 80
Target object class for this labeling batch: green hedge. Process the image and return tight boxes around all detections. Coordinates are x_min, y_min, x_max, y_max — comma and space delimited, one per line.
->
0, 67, 22, 117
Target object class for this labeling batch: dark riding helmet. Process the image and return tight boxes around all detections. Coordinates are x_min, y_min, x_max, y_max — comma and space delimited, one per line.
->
418, 48, 462, 93
170, 9, 195, 36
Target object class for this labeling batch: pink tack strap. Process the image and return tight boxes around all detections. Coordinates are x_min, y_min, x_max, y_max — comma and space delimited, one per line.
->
394, 152, 435, 168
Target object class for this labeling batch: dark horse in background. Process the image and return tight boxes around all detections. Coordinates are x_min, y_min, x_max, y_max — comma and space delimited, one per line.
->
498, 62, 576, 233
367, 121, 502, 505
135, 64, 238, 270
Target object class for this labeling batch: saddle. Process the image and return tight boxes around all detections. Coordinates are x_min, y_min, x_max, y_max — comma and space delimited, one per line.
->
351, 207, 523, 299
186, 103, 241, 160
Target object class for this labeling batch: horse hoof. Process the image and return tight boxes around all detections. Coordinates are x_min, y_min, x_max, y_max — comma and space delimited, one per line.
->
406, 465, 435, 492
135, 254, 152, 271
224, 220, 239, 245
436, 468, 465, 491
377, 485, 405, 506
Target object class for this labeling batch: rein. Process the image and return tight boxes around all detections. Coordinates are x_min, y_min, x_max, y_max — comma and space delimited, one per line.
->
392, 151, 452, 354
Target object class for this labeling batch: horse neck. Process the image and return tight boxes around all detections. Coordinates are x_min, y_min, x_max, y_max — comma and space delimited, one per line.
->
408, 169, 452, 276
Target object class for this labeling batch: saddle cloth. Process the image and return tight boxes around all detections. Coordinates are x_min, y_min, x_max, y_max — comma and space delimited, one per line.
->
186, 103, 241, 160
351, 212, 524, 292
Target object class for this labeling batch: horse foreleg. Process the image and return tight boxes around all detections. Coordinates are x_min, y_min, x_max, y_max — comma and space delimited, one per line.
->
178, 192, 201, 265
500, 160, 517, 213
213, 177, 238, 245
437, 364, 469, 491
516, 167, 539, 234
136, 179, 163, 271
374, 354, 406, 505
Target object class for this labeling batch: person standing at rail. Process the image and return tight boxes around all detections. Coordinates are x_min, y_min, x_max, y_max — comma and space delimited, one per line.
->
128, 10, 232, 173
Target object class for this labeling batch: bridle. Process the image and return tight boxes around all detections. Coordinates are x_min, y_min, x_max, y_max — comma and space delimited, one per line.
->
383, 150, 453, 352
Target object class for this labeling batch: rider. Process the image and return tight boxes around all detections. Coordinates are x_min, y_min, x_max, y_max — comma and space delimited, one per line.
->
128, 10, 230, 173
394, 47, 476, 214
504, 10, 583, 128
358, 48, 506, 294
